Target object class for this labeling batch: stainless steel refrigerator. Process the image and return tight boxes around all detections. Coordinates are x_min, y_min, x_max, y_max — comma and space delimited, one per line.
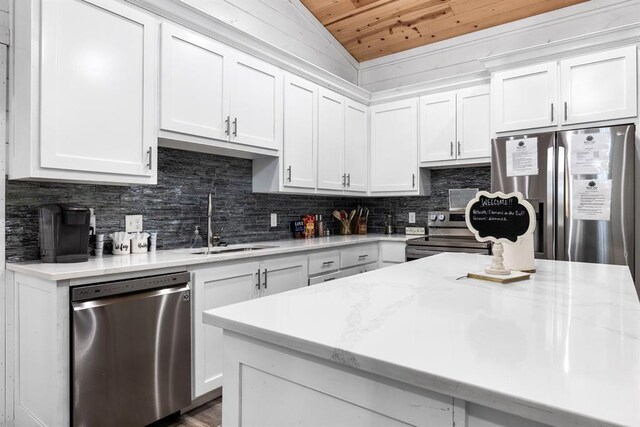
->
491, 124, 635, 277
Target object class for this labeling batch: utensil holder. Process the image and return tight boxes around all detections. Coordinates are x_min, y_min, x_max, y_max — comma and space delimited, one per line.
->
340, 221, 352, 235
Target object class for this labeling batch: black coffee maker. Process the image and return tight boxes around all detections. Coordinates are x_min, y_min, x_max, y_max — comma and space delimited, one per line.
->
39, 204, 90, 263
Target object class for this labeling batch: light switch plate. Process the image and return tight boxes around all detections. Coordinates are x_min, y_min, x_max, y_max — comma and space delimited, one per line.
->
125, 215, 143, 232
270, 213, 277, 227
408, 212, 416, 224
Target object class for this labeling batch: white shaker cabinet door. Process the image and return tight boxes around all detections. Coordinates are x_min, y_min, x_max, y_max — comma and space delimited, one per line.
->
317, 88, 345, 191
38, 0, 158, 178
229, 52, 283, 150
419, 91, 456, 162
492, 62, 557, 132
283, 74, 317, 189
457, 85, 491, 159
259, 255, 308, 297
192, 262, 260, 398
160, 22, 228, 141
560, 46, 637, 125
370, 99, 418, 193
344, 99, 368, 193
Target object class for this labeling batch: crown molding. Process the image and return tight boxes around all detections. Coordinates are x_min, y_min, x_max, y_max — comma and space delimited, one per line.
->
480, 23, 640, 71
125, 0, 371, 103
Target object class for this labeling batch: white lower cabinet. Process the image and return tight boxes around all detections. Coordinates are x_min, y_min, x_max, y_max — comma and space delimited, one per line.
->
380, 241, 407, 266
307, 244, 381, 285
192, 255, 307, 397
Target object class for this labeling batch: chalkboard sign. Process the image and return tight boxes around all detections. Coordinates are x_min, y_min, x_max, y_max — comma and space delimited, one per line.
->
465, 191, 536, 244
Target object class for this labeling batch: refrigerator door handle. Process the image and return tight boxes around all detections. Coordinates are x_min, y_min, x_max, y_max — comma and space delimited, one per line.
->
546, 144, 556, 261
556, 145, 566, 261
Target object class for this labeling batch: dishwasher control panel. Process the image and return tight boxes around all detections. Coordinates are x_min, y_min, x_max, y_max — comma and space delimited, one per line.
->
71, 271, 191, 302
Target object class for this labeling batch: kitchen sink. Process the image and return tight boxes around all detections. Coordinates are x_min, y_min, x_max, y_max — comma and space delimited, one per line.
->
191, 245, 277, 255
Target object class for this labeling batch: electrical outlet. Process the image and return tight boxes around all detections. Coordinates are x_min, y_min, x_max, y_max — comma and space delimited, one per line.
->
125, 215, 143, 232
408, 212, 416, 224
270, 213, 278, 227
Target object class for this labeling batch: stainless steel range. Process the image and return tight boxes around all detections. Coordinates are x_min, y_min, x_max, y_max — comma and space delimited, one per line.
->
406, 211, 491, 261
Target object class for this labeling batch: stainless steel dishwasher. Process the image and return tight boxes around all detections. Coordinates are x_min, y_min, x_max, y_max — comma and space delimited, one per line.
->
71, 272, 191, 427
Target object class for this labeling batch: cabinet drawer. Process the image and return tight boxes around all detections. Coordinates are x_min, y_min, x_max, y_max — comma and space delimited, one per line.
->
308, 271, 341, 285
308, 250, 340, 276
341, 244, 379, 269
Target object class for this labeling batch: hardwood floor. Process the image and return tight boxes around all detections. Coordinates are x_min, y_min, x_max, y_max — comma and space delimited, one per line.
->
151, 397, 222, 427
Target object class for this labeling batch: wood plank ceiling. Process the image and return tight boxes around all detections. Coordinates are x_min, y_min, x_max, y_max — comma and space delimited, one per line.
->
301, 0, 588, 62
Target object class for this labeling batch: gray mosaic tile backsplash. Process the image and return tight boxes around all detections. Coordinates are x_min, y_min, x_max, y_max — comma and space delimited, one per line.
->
5, 147, 490, 262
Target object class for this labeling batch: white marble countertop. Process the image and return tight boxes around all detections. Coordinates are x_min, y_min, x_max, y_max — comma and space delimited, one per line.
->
6, 234, 411, 281
204, 253, 640, 427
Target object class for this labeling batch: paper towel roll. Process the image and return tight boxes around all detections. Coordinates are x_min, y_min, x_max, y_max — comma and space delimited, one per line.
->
502, 234, 535, 272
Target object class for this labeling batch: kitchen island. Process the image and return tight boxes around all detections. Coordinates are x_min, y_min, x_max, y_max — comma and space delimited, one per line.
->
204, 253, 640, 427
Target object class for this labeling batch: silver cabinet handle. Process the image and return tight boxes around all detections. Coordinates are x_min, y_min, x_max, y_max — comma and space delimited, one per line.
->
342, 173, 346, 187
450, 141, 453, 157
225, 116, 230, 136
256, 268, 261, 290
564, 102, 568, 121
287, 166, 292, 182
550, 103, 554, 122
263, 268, 268, 289
412, 173, 415, 188
323, 277, 336, 282
322, 261, 334, 266
457, 141, 461, 157
146, 147, 152, 170
232, 117, 238, 137
347, 173, 351, 187
358, 254, 368, 259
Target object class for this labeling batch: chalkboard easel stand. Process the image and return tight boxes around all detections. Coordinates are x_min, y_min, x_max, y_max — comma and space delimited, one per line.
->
485, 243, 509, 275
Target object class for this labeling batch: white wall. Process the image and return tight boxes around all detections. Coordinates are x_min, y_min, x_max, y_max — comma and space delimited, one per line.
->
180, 0, 359, 84
359, 0, 640, 92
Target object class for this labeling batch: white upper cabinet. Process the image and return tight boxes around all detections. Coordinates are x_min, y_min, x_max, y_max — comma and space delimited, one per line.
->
317, 89, 369, 193
283, 73, 317, 189
11, 0, 159, 184
229, 52, 282, 151
344, 99, 368, 193
492, 45, 637, 133
317, 88, 346, 191
420, 85, 490, 165
370, 99, 419, 194
160, 22, 227, 141
491, 62, 558, 132
456, 86, 491, 160
161, 22, 282, 152
420, 92, 456, 162
560, 46, 637, 125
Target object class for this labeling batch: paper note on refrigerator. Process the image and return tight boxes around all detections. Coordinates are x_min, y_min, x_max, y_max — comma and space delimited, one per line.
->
506, 137, 538, 177
571, 179, 612, 221
570, 132, 610, 175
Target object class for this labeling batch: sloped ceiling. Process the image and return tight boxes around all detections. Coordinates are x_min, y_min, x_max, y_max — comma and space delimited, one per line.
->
301, 0, 588, 62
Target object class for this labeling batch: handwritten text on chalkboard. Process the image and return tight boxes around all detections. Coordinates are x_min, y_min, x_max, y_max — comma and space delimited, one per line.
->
465, 192, 535, 243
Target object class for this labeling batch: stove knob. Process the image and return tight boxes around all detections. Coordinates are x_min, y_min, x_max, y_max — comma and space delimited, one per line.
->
437, 214, 446, 221
429, 214, 437, 221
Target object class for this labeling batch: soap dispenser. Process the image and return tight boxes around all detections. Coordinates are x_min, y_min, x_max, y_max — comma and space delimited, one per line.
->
190, 226, 203, 248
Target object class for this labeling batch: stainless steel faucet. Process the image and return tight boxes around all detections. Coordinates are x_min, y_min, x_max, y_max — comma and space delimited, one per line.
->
207, 193, 213, 254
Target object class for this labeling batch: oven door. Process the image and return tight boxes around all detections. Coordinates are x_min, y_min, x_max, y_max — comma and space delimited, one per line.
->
406, 246, 448, 261
406, 245, 490, 261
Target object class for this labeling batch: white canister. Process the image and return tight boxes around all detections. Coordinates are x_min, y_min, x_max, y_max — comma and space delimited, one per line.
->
112, 240, 131, 255
502, 234, 535, 272
131, 233, 150, 254
109, 232, 132, 255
